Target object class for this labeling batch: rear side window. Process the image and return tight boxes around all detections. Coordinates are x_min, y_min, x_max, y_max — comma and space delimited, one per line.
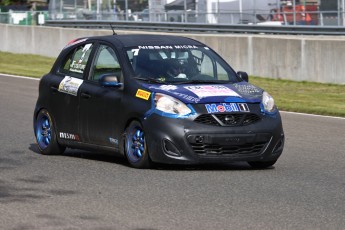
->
89, 45, 122, 82
60, 43, 94, 79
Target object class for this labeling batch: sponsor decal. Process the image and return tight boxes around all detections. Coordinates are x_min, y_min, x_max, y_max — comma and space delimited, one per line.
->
59, 132, 80, 141
148, 85, 178, 91
138, 45, 173, 50
185, 85, 240, 98
78, 44, 92, 63
159, 85, 178, 91
138, 45, 197, 50
69, 61, 86, 73
172, 92, 200, 103
205, 103, 250, 113
234, 84, 261, 94
109, 137, 119, 145
136, 89, 151, 100
58, 76, 83, 96
132, 45, 198, 56
238, 103, 250, 112
173, 45, 198, 49
69, 44, 92, 73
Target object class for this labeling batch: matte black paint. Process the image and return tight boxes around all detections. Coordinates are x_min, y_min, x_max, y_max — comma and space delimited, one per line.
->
34, 34, 284, 166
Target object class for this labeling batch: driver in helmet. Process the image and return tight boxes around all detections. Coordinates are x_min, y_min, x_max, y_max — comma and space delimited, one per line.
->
166, 59, 188, 79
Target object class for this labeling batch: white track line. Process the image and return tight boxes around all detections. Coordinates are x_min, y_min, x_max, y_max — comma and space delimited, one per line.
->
280, 111, 345, 120
1, 73, 344, 120
1, 73, 40, 81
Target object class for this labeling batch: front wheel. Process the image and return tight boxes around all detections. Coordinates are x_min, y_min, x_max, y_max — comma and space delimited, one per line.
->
125, 121, 152, 169
35, 109, 65, 155
248, 160, 277, 169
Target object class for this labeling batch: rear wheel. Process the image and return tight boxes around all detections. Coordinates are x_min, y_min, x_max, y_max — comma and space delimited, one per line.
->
125, 121, 152, 169
248, 160, 277, 169
35, 109, 65, 155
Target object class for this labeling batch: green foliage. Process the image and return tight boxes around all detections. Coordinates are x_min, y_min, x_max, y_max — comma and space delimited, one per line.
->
0, 0, 11, 6
0, 0, 26, 6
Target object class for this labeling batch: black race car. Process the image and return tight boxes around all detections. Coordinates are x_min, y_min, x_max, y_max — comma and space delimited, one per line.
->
33, 34, 284, 169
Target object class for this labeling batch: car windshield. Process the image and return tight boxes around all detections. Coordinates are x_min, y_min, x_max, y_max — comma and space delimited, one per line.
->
125, 45, 240, 84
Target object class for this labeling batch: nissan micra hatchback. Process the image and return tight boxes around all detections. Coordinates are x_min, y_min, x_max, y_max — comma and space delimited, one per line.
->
34, 34, 284, 168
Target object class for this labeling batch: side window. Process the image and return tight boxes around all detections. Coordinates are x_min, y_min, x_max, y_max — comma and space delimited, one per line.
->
191, 50, 214, 78
217, 62, 228, 80
60, 43, 93, 79
200, 55, 214, 77
90, 45, 121, 82
192, 49, 231, 80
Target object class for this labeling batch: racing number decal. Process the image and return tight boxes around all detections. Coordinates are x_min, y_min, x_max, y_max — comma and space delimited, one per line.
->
136, 89, 151, 100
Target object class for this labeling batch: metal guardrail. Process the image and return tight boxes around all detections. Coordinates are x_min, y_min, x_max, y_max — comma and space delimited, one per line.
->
45, 20, 345, 35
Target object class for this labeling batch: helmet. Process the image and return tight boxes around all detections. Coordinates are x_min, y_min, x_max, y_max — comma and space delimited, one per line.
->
166, 59, 187, 78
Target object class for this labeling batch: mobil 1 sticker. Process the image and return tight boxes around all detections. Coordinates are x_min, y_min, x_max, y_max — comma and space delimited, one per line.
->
205, 103, 250, 113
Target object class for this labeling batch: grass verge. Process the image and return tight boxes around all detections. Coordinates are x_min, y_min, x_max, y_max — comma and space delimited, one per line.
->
0, 52, 56, 78
1, 51, 344, 117
250, 77, 345, 117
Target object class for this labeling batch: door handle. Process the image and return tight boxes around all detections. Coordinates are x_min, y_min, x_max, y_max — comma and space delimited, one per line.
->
81, 92, 91, 99
50, 86, 58, 93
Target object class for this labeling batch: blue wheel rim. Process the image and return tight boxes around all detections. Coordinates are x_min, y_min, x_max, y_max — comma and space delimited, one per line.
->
126, 126, 145, 163
36, 114, 51, 150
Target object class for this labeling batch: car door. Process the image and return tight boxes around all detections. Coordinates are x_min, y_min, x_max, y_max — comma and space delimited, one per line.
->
50, 42, 94, 141
79, 43, 124, 148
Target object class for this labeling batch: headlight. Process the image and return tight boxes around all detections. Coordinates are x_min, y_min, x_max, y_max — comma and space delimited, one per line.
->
262, 91, 276, 113
154, 93, 191, 116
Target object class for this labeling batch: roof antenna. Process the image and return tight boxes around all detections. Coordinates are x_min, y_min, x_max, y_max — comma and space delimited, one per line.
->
110, 24, 117, 35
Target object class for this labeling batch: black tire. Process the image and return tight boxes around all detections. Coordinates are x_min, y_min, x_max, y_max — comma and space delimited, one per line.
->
34, 109, 65, 155
124, 120, 152, 169
248, 160, 277, 169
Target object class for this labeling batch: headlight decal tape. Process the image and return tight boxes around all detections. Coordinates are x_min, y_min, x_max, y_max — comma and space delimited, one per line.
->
143, 92, 156, 120
260, 103, 278, 117
144, 93, 195, 119
153, 105, 194, 119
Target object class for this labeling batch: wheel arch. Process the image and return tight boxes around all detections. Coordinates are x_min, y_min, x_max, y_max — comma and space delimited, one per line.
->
119, 116, 144, 155
34, 107, 63, 146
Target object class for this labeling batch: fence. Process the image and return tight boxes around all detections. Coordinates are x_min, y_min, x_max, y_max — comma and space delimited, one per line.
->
0, 11, 49, 25
1, 10, 345, 26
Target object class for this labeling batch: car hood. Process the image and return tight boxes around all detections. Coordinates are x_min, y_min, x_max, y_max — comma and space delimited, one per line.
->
141, 82, 263, 104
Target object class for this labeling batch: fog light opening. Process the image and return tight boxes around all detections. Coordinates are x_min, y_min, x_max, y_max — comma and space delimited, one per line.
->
195, 136, 204, 143
272, 134, 285, 155
163, 139, 181, 157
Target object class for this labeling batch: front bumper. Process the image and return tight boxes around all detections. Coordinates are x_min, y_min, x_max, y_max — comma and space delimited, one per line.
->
143, 111, 284, 165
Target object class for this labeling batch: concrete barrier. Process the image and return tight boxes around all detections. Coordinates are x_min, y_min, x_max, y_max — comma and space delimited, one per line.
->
1, 24, 344, 84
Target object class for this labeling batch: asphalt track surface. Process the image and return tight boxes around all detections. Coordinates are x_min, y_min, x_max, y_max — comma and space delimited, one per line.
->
0, 74, 344, 230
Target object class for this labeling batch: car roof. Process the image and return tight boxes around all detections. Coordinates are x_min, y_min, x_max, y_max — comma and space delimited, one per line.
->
93, 34, 203, 48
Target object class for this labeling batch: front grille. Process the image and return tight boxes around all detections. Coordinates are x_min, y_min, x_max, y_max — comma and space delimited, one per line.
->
191, 142, 266, 156
194, 113, 261, 127
194, 114, 220, 126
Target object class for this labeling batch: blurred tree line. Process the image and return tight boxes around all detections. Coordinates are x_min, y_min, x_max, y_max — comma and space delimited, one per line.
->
0, 0, 27, 6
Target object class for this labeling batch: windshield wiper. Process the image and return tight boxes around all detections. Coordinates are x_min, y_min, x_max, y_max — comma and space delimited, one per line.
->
133, 76, 165, 84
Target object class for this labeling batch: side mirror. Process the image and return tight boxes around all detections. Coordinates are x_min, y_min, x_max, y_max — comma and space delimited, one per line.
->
237, 71, 249, 82
99, 74, 123, 88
